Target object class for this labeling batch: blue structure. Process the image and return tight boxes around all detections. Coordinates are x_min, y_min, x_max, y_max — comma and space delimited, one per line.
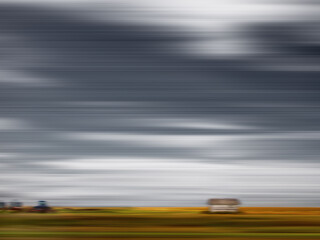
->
38, 201, 48, 207
32, 200, 53, 213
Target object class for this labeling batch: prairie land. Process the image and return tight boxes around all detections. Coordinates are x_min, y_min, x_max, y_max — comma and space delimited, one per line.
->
1, 207, 320, 239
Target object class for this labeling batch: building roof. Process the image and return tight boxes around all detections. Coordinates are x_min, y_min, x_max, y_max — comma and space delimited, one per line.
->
207, 198, 240, 205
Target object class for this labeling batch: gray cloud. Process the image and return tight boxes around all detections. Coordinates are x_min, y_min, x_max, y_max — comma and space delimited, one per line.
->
0, 1, 319, 206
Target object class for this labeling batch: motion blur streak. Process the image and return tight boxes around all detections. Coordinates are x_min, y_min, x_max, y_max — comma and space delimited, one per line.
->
0, 0, 319, 206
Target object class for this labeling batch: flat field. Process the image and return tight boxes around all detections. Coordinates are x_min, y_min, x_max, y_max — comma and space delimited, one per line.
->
1, 207, 320, 239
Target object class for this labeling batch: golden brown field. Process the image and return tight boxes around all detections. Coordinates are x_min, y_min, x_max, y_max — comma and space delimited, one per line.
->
1, 207, 320, 239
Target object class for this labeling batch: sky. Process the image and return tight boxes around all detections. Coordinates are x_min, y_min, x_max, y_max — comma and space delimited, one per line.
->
0, 0, 320, 206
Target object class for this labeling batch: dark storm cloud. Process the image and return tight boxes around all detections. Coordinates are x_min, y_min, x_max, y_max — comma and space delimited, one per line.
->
0, 1, 320, 206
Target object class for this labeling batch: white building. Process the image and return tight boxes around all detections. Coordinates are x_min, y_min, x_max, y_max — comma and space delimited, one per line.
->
207, 198, 240, 213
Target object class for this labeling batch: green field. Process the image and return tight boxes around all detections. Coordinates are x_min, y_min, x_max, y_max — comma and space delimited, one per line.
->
1, 207, 320, 239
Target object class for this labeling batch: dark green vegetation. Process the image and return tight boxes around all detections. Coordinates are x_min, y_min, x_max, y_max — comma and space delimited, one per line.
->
1, 207, 320, 239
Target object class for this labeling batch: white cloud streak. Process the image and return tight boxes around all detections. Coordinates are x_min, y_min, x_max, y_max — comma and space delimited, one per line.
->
0, 118, 31, 131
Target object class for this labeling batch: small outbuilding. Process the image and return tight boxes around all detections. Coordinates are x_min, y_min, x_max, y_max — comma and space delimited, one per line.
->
207, 198, 240, 213
0, 201, 6, 209
9, 201, 23, 210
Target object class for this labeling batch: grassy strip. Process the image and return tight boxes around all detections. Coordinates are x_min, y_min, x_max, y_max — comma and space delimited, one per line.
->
1, 232, 320, 238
